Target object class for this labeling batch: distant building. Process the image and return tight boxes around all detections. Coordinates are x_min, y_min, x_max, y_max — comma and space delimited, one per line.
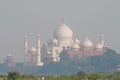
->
4, 54, 16, 67
24, 21, 107, 66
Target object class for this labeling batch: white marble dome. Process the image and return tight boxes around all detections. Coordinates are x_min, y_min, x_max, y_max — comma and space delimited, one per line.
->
52, 38, 58, 43
95, 43, 103, 49
54, 23, 73, 42
81, 37, 93, 48
74, 39, 80, 44
72, 43, 80, 49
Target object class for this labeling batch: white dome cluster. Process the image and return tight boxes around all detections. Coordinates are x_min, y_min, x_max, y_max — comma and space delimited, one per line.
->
24, 21, 106, 65
52, 22, 104, 50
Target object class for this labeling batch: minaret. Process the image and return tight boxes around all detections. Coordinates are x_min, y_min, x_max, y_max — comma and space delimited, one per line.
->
24, 36, 28, 63
100, 35, 104, 47
36, 34, 44, 66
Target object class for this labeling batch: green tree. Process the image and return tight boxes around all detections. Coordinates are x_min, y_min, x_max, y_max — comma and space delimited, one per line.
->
7, 71, 20, 80
77, 71, 86, 78
87, 73, 101, 80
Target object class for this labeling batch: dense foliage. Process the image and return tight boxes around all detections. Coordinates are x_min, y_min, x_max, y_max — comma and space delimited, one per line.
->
0, 48, 120, 76
1, 71, 120, 80
39, 49, 120, 75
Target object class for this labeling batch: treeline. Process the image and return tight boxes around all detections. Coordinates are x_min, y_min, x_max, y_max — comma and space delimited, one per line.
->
40, 49, 120, 75
1, 71, 120, 80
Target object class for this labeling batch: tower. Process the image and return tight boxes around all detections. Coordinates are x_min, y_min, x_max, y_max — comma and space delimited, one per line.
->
36, 34, 44, 66
24, 36, 28, 63
100, 35, 104, 47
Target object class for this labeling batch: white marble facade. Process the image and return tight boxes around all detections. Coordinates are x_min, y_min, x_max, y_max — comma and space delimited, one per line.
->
24, 22, 105, 66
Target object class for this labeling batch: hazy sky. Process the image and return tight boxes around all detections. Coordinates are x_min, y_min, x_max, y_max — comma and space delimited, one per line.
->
0, 0, 120, 62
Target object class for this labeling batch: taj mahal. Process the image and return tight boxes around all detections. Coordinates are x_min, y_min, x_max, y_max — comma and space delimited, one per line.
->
24, 21, 106, 67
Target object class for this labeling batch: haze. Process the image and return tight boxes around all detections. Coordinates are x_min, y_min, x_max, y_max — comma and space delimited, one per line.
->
0, 0, 120, 62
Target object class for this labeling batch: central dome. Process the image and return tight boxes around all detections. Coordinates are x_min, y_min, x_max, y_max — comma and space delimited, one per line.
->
54, 23, 73, 43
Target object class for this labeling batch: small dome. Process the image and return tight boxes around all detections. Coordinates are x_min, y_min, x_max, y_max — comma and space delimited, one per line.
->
72, 43, 80, 49
7, 54, 11, 57
30, 47, 37, 52
74, 39, 80, 44
95, 43, 103, 49
24, 36, 28, 39
100, 34, 104, 38
52, 38, 58, 43
81, 37, 93, 48
54, 23, 73, 39
7, 54, 12, 59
